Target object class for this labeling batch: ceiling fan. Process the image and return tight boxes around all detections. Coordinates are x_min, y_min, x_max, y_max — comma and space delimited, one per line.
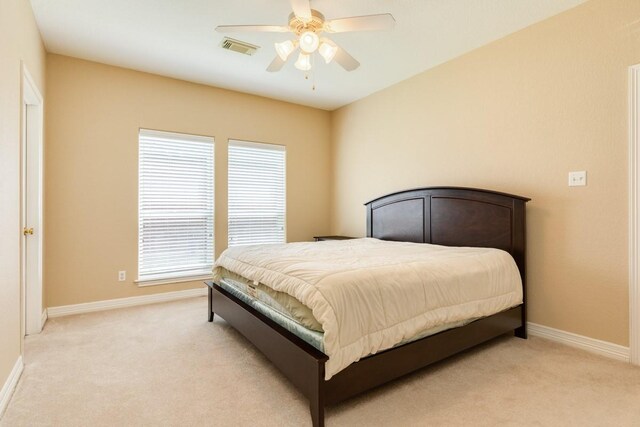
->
215, 0, 395, 73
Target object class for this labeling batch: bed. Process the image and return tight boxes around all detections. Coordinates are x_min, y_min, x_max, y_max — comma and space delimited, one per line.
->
206, 187, 529, 427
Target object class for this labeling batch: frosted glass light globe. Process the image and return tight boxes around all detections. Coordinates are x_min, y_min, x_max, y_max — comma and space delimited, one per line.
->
275, 40, 296, 61
294, 52, 312, 71
318, 41, 338, 63
299, 31, 320, 53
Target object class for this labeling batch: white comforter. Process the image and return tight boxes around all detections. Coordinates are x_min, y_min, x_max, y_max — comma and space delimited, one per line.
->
212, 238, 522, 379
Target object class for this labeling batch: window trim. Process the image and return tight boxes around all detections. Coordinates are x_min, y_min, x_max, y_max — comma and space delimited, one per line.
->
135, 273, 213, 287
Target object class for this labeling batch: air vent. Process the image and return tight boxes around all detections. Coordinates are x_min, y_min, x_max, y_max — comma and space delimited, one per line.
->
220, 37, 259, 56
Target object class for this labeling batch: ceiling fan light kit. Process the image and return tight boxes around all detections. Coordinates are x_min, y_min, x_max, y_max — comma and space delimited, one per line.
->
294, 52, 312, 71
215, 0, 395, 74
275, 39, 297, 61
318, 39, 337, 64
299, 30, 320, 53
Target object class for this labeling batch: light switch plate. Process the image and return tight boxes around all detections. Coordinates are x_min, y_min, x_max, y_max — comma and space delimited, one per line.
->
568, 171, 587, 187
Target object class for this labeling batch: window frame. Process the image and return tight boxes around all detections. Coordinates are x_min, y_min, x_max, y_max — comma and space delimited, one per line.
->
136, 128, 215, 286
227, 139, 287, 248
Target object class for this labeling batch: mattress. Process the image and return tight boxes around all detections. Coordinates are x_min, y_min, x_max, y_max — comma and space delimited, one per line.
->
218, 269, 322, 331
213, 238, 523, 379
217, 276, 471, 353
218, 277, 325, 350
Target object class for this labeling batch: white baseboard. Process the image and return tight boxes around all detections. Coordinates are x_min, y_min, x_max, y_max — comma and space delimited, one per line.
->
41, 309, 47, 329
0, 356, 23, 419
47, 287, 207, 318
42, 295, 631, 361
528, 322, 630, 362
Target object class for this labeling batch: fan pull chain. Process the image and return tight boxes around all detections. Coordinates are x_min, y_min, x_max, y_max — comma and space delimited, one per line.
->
311, 54, 316, 91
302, 56, 316, 91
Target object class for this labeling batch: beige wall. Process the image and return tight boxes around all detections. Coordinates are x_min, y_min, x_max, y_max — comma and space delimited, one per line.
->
331, 0, 640, 346
45, 55, 331, 307
25, 0, 640, 359
0, 0, 46, 396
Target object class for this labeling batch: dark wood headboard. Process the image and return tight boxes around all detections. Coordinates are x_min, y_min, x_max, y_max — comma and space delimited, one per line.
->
365, 187, 530, 281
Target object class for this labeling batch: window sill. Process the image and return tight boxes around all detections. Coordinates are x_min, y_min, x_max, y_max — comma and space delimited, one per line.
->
135, 273, 213, 287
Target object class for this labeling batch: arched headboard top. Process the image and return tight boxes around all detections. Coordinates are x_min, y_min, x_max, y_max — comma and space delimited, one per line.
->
364, 187, 530, 280
365, 186, 531, 206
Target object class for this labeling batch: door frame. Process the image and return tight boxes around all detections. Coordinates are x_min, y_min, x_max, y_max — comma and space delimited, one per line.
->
21, 63, 44, 336
629, 64, 640, 365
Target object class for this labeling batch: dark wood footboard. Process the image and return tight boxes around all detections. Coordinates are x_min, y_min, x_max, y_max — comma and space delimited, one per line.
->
207, 282, 328, 426
207, 281, 524, 427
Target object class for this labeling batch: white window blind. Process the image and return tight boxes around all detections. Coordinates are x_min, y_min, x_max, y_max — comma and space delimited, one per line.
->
228, 140, 286, 247
138, 129, 214, 282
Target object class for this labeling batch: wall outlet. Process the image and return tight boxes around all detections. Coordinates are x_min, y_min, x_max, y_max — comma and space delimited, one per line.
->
118, 271, 126, 282
568, 171, 587, 187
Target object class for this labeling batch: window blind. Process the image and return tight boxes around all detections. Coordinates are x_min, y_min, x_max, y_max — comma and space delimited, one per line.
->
228, 140, 286, 247
138, 129, 214, 282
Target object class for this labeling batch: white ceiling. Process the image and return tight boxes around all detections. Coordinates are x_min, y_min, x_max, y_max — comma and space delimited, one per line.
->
30, 0, 587, 110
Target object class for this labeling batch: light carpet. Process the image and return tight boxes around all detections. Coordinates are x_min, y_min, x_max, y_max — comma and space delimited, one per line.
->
1, 296, 639, 426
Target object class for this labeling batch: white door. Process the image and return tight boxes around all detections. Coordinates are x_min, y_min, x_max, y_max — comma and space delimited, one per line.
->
21, 65, 44, 336
630, 64, 640, 366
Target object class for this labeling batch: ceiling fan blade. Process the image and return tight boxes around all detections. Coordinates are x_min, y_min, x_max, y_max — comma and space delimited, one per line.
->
215, 25, 289, 33
267, 56, 286, 72
333, 45, 360, 71
324, 14, 395, 33
290, 0, 312, 22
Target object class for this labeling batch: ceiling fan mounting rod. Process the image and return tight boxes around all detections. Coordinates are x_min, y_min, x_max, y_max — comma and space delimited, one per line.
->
288, 9, 325, 35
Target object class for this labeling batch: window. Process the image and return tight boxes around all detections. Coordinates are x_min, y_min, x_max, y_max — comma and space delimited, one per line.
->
228, 140, 286, 247
138, 129, 214, 283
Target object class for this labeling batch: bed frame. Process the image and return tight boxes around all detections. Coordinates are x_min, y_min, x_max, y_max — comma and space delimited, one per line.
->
206, 187, 529, 427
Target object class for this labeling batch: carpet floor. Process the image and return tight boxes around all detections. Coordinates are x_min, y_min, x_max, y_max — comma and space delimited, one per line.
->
1, 296, 639, 426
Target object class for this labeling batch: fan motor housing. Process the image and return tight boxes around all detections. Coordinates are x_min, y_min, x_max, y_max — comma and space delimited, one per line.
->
288, 9, 325, 35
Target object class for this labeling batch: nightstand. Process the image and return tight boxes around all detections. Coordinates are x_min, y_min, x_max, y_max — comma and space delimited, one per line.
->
313, 235, 356, 242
